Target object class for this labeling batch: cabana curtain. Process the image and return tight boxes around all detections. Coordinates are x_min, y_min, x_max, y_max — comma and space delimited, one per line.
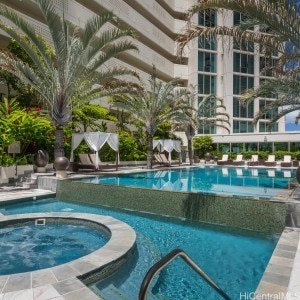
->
70, 132, 119, 167
153, 139, 181, 162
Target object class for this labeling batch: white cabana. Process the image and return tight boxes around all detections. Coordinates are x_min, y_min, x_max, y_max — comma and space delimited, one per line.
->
70, 132, 119, 169
153, 139, 182, 163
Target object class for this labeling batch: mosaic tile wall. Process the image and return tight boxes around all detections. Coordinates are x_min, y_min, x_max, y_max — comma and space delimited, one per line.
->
57, 180, 286, 233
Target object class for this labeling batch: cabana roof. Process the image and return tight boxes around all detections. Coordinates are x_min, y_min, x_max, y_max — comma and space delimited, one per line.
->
153, 139, 181, 153
70, 132, 119, 167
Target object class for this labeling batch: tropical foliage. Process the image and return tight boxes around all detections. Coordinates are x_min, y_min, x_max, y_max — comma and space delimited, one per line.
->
111, 72, 194, 168
0, 0, 138, 158
0, 38, 52, 106
193, 135, 215, 158
0, 98, 55, 165
178, 0, 300, 126
71, 104, 117, 132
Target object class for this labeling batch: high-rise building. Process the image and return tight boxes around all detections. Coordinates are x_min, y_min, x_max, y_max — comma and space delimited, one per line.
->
188, 9, 299, 152
0, 0, 299, 151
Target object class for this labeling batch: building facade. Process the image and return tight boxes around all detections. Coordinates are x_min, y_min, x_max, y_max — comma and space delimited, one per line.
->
0, 0, 299, 151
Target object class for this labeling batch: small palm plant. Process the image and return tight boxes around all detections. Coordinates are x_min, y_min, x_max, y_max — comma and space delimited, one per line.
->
0, 0, 138, 157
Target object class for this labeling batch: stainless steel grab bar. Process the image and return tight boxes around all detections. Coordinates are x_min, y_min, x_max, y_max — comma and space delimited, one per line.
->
138, 248, 231, 300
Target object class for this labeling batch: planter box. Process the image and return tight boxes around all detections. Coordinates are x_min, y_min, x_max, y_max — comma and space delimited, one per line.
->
0, 164, 35, 184
0, 166, 16, 184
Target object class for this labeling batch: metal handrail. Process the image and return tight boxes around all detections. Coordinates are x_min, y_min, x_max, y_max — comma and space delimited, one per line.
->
138, 248, 231, 300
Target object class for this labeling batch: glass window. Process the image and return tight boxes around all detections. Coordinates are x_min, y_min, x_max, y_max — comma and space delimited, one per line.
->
260, 57, 277, 76
259, 99, 278, 120
233, 75, 254, 94
198, 10, 216, 27
274, 142, 288, 151
198, 36, 216, 50
233, 97, 254, 118
198, 51, 216, 72
259, 142, 272, 152
197, 97, 217, 134
233, 40, 254, 52
233, 120, 253, 133
198, 74, 216, 94
233, 12, 241, 25
231, 143, 243, 153
218, 143, 230, 153
290, 142, 300, 152
233, 53, 254, 74
245, 143, 258, 151
259, 121, 278, 132
233, 12, 253, 30
198, 124, 216, 134
198, 96, 216, 117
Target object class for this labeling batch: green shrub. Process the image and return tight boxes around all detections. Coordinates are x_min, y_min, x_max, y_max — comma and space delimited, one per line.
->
193, 136, 215, 158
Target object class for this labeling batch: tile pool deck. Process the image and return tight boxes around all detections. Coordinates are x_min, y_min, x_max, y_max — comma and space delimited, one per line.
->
0, 168, 299, 300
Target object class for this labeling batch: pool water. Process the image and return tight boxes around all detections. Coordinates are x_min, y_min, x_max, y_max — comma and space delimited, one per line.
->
78, 166, 295, 198
0, 222, 108, 275
1, 198, 279, 299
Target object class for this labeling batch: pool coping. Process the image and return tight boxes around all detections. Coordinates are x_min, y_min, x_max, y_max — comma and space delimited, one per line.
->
0, 212, 136, 300
255, 227, 300, 299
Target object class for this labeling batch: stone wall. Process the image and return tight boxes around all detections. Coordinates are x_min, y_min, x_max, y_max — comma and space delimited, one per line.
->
57, 179, 286, 233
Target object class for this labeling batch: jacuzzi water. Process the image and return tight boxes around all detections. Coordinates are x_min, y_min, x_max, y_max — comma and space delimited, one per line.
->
0, 221, 109, 275
1, 198, 279, 299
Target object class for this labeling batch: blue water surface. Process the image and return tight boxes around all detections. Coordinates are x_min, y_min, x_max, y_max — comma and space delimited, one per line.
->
0, 198, 279, 299
78, 166, 295, 198
0, 222, 108, 275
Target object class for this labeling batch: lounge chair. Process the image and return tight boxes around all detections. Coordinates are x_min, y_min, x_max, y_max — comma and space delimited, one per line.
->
232, 154, 245, 166
154, 153, 170, 166
89, 153, 118, 171
280, 155, 292, 168
217, 154, 229, 165
154, 153, 164, 166
264, 155, 276, 167
78, 154, 96, 170
159, 153, 171, 166
248, 155, 259, 166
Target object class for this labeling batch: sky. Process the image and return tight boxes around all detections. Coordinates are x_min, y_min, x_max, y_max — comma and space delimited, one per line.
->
285, 111, 300, 131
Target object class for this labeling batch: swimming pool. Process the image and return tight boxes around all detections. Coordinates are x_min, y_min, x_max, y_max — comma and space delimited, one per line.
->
78, 166, 295, 198
1, 198, 279, 299
0, 220, 108, 275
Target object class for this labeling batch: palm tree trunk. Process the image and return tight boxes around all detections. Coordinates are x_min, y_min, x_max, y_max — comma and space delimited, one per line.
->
186, 124, 195, 166
147, 134, 153, 169
188, 138, 193, 166
54, 127, 65, 158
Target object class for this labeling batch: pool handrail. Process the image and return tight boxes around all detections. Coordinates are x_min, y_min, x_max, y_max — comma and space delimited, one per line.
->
138, 248, 232, 300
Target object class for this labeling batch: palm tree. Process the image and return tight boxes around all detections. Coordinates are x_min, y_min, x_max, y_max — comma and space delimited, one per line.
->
0, 0, 138, 158
177, 0, 300, 126
112, 72, 194, 169
175, 85, 230, 165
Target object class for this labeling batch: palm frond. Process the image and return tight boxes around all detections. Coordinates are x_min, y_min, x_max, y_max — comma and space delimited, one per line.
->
179, 0, 300, 54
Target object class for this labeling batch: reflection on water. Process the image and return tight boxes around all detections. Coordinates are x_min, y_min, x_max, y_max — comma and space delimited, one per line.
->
80, 166, 296, 198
